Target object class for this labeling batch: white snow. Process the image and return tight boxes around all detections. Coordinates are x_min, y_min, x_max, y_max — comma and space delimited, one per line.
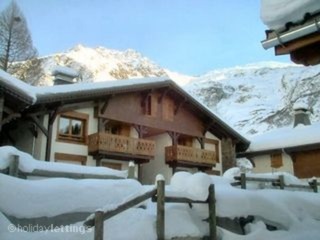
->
0, 70, 36, 103
247, 122, 320, 152
0, 174, 142, 218
261, 0, 320, 30
186, 61, 320, 137
0, 146, 127, 178
1, 170, 320, 239
52, 66, 79, 78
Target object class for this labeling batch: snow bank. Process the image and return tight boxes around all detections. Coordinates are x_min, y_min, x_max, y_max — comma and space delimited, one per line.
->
0, 146, 127, 178
0, 174, 142, 218
1, 170, 320, 240
261, 0, 320, 30
168, 172, 212, 200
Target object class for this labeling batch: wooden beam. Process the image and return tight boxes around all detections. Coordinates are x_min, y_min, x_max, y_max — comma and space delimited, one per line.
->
1, 113, 21, 127
84, 188, 157, 228
133, 125, 148, 138
29, 115, 48, 137
196, 137, 205, 149
45, 108, 60, 162
156, 178, 165, 240
0, 95, 4, 132
100, 96, 112, 115
167, 131, 180, 145
98, 118, 109, 132
275, 32, 320, 55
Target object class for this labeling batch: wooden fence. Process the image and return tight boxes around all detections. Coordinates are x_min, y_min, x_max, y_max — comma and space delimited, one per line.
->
84, 177, 217, 240
232, 173, 319, 193
2, 155, 128, 180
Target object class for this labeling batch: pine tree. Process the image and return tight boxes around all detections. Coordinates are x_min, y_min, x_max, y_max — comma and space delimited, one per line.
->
0, 1, 42, 84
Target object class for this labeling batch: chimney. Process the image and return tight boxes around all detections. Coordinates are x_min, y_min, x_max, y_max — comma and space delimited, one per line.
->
293, 102, 311, 128
52, 66, 79, 85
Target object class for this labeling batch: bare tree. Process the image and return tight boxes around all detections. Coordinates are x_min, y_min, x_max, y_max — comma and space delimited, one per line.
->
0, 1, 42, 83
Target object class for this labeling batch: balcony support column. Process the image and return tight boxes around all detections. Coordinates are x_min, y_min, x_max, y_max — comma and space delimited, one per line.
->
134, 125, 147, 138
167, 131, 180, 145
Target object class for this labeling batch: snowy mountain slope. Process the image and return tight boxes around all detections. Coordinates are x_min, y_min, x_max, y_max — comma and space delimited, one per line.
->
31, 44, 192, 86
15, 45, 320, 137
185, 62, 320, 136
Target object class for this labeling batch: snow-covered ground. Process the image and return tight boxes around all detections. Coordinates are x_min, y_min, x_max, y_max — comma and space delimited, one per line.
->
1, 147, 320, 240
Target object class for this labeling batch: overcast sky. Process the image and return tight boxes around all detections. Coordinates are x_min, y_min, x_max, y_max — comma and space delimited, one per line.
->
0, 0, 290, 75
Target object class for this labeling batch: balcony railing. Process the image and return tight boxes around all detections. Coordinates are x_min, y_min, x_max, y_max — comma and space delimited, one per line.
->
165, 145, 216, 166
88, 133, 155, 160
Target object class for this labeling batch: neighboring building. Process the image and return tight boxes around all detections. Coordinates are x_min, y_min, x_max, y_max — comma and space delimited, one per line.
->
0, 69, 249, 184
260, 1, 320, 66
238, 103, 320, 178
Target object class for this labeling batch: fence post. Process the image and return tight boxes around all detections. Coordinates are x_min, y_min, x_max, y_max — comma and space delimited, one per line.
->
311, 178, 318, 193
128, 161, 135, 179
208, 184, 217, 240
9, 155, 19, 177
94, 210, 104, 240
156, 175, 165, 240
240, 172, 246, 189
279, 175, 285, 190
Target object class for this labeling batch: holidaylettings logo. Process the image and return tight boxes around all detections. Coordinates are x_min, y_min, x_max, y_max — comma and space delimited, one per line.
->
7, 223, 92, 234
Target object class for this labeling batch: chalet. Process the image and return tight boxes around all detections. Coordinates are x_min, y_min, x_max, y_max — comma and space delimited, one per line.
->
238, 103, 320, 179
0, 69, 249, 183
261, 1, 320, 66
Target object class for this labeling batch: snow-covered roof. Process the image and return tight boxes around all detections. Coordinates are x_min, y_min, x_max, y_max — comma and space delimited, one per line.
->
261, 0, 320, 30
52, 66, 79, 78
0, 70, 36, 104
0, 70, 249, 147
246, 122, 320, 153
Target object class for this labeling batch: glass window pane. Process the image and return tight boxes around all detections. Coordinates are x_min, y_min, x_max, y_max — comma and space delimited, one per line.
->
59, 117, 70, 134
71, 120, 83, 136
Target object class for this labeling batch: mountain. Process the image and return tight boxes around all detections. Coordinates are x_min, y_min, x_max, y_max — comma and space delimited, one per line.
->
185, 62, 320, 137
34, 44, 191, 86
15, 45, 320, 137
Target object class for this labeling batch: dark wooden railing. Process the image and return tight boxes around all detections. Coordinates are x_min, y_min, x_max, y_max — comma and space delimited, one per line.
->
88, 133, 155, 158
165, 145, 216, 166
84, 177, 217, 240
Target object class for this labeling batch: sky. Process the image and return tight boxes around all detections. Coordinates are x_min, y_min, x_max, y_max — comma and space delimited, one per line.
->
0, 0, 290, 76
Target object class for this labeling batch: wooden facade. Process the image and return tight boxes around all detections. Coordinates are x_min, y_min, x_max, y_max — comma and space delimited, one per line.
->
0, 74, 249, 181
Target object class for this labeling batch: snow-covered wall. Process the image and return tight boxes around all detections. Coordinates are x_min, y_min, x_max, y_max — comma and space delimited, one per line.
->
253, 153, 294, 175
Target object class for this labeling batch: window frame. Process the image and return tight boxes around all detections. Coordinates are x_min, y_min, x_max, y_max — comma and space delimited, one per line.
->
57, 111, 89, 145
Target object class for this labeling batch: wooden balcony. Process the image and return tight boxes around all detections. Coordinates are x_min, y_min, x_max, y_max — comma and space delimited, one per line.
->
165, 145, 216, 168
88, 133, 155, 163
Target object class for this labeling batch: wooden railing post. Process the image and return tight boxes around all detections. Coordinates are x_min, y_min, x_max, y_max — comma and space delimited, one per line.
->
94, 210, 104, 240
9, 155, 19, 177
208, 184, 217, 240
240, 172, 246, 189
128, 161, 135, 179
311, 178, 318, 193
156, 175, 165, 240
279, 175, 285, 190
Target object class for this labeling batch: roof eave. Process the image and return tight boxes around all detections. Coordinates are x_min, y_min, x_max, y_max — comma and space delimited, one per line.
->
261, 17, 320, 50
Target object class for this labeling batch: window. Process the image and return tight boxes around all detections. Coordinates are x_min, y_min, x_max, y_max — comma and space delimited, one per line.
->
143, 94, 157, 117
270, 153, 283, 168
145, 95, 152, 115
57, 111, 88, 144
162, 96, 174, 121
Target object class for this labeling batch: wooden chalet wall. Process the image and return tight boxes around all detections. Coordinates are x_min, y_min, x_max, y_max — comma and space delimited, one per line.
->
96, 90, 205, 138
